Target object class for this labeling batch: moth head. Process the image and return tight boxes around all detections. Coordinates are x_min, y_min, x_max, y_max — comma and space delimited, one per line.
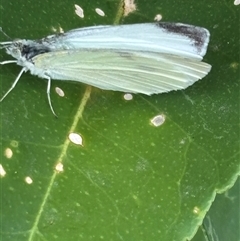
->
0, 40, 25, 60
0, 28, 26, 60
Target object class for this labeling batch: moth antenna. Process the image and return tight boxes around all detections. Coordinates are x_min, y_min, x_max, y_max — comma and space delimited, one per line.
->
0, 27, 12, 40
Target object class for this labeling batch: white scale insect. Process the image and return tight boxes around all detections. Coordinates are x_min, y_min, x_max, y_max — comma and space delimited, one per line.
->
0, 22, 211, 116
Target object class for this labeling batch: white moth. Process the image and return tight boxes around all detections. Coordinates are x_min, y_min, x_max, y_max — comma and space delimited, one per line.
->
0, 23, 211, 116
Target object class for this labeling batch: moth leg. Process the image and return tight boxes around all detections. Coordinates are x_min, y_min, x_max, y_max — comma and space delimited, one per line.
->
46, 76, 58, 117
0, 67, 26, 102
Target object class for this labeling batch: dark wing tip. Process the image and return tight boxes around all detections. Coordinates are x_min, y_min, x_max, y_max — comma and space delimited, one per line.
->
156, 22, 210, 56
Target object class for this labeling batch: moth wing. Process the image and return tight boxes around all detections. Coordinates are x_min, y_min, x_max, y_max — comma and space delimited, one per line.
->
33, 49, 211, 95
45, 23, 210, 60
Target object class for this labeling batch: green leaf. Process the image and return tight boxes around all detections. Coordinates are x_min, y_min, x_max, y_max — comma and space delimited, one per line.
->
0, 0, 239, 241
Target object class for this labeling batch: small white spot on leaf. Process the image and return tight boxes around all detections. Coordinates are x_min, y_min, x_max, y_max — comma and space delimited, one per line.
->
55, 87, 65, 97
55, 162, 64, 172
74, 4, 84, 18
25, 176, 33, 184
180, 139, 186, 145
0, 164, 6, 177
234, 0, 240, 5
123, 93, 133, 100
150, 114, 165, 127
4, 148, 13, 159
193, 206, 200, 214
69, 132, 83, 146
59, 27, 64, 33
154, 14, 162, 21
124, 0, 137, 16
95, 8, 105, 16
51, 26, 64, 33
